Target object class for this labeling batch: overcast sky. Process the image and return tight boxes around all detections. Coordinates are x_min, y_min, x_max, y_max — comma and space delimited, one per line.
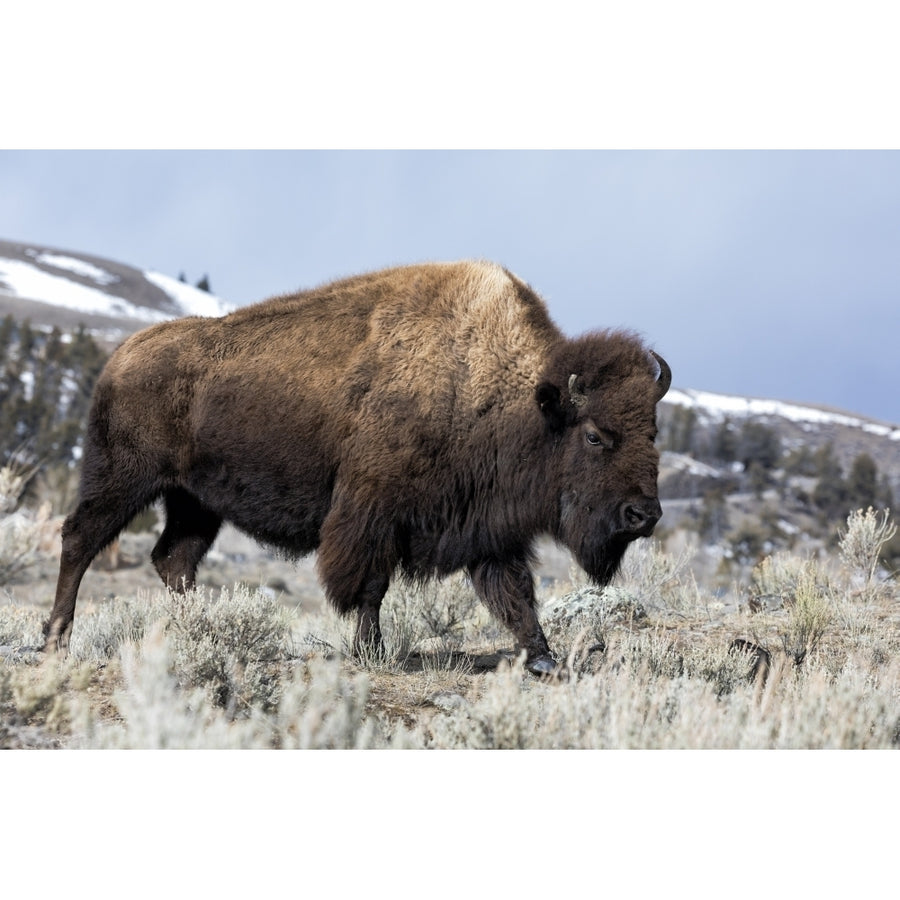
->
2, 149, 896, 422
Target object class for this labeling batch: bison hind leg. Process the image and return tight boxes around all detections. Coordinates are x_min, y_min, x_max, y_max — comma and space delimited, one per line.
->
151, 488, 222, 592
44, 491, 159, 653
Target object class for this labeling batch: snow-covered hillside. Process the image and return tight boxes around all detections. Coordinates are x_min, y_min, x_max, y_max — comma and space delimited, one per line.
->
665, 387, 899, 440
0, 240, 232, 338
142, 270, 230, 318
659, 385, 900, 503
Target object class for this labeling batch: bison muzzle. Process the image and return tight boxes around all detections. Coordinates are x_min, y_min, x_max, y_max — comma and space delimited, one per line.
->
44, 261, 671, 677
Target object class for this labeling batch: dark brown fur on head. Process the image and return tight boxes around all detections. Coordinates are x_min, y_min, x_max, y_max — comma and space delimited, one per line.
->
535, 331, 668, 584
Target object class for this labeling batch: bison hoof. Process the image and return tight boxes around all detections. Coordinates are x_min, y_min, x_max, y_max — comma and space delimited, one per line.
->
525, 655, 566, 680
41, 638, 68, 657
41, 619, 71, 656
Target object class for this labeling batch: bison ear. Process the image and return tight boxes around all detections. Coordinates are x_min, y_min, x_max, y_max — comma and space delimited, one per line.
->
536, 381, 567, 431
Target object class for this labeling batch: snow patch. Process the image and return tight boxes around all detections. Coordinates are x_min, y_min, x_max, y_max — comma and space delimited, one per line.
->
26, 250, 119, 286
0, 253, 232, 324
144, 271, 233, 318
0, 257, 169, 324
661, 451, 722, 479
19, 370, 34, 402
666, 388, 900, 439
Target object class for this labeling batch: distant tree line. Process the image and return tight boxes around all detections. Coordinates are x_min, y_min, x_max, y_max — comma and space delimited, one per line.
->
809, 444, 894, 522
178, 272, 212, 293
0, 315, 107, 468
660, 404, 895, 539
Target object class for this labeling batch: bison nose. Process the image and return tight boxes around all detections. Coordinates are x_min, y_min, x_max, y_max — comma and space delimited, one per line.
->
620, 498, 662, 536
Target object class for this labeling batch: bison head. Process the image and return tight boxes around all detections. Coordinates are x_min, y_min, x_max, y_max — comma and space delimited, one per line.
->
536, 332, 671, 585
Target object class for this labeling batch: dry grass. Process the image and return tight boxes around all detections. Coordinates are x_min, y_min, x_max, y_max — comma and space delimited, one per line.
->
1, 509, 898, 750
0, 462, 50, 585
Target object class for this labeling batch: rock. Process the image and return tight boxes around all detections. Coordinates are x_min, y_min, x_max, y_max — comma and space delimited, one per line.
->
541, 585, 647, 628
428, 691, 469, 711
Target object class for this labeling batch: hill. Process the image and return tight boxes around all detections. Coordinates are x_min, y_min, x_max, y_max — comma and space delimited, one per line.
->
0, 238, 231, 349
656, 387, 899, 573
0, 239, 231, 472
659, 388, 899, 495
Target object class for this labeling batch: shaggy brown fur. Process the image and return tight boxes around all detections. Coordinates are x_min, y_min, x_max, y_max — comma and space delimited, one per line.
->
44, 261, 671, 675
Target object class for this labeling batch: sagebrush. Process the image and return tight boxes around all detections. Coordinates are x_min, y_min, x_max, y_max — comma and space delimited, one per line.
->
1, 509, 897, 749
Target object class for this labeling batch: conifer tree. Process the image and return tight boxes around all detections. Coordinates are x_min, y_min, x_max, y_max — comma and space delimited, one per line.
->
738, 421, 782, 470
846, 453, 879, 511
813, 442, 848, 521
711, 418, 737, 463
698, 486, 729, 543
662, 405, 697, 454
879, 476, 895, 513
0, 314, 13, 355
18, 319, 35, 357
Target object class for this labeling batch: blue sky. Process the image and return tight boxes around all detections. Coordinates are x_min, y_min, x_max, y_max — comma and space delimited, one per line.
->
2, 149, 897, 422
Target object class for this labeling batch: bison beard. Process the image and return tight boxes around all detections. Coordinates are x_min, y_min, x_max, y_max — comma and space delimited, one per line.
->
42, 261, 670, 678
578, 536, 632, 587
560, 491, 663, 588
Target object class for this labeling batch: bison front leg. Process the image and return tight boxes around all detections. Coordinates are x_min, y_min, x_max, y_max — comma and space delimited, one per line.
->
351, 571, 391, 661
317, 495, 394, 663
468, 558, 559, 677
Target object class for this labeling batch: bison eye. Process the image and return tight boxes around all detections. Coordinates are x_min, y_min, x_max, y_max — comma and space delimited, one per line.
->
585, 429, 616, 450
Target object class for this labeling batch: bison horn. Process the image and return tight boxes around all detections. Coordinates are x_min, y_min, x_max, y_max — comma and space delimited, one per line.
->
650, 351, 672, 400
568, 374, 588, 408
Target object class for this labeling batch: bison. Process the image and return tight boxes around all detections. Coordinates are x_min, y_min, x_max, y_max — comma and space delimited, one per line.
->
44, 261, 671, 676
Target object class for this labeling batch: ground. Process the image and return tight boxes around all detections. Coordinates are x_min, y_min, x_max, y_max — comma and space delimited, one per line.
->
2, 516, 898, 749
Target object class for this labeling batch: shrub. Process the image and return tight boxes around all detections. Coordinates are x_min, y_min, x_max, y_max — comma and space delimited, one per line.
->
421, 640, 900, 749
749, 552, 814, 610
0, 463, 48, 586
0, 602, 45, 648
838, 507, 897, 599
79, 627, 406, 749
161, 584, 294, 715
1, 656, 94, 746
352, 574, 490, 667
0, 463, 29, 515
68, 595, 163, 663
617, 538, 698, 611
82, 626, 263, 749
780, 561, 834, 666
275, 656, 402, 749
